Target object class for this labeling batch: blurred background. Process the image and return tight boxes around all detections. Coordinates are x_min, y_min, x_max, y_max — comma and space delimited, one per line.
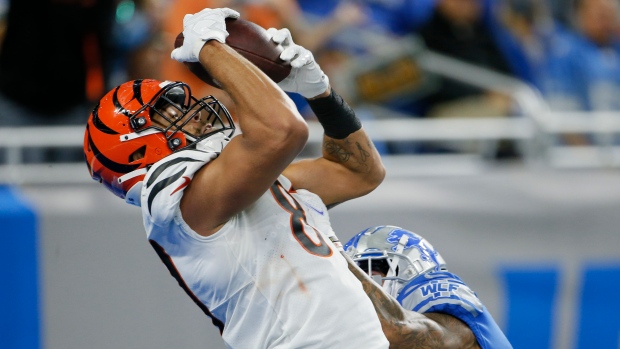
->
1, 0, 620, 348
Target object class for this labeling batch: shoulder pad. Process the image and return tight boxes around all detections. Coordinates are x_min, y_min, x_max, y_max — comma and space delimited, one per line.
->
397, 273, 512, 349
398, 271, 484, 317
141, 149, 218, 224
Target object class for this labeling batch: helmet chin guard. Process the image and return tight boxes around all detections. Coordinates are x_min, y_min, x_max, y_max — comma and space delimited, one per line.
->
84, 79, 236, 201
344, 225, 447, 298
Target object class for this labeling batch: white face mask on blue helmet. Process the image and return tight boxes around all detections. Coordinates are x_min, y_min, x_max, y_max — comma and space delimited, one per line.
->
344, 225, 447, 298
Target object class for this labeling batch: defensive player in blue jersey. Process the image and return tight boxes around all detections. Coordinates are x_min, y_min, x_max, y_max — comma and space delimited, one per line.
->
341, 225, 513, 349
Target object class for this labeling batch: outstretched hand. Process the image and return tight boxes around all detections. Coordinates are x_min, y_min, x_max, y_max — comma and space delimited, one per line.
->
171, 8, 240, 63
267, 28, 329, 99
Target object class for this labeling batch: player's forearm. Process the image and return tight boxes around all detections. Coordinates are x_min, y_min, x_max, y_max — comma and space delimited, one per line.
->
344, 251, 407, 324
322, 130, 384, 180
318, 130, 385, 205
308, 88, 385, 190
342, 252, 452, 349
425, 313, 481, 349
199, 41, 285, 105
199, 41, 305, 143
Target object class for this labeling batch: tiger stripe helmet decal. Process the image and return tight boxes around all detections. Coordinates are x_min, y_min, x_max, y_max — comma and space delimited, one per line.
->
83, 79, 235, 200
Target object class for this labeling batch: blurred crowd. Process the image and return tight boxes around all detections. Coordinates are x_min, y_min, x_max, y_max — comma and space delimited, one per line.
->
1, 0, 619, 161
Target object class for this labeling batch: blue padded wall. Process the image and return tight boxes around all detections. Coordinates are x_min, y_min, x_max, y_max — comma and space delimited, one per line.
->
0, 185, 40, 349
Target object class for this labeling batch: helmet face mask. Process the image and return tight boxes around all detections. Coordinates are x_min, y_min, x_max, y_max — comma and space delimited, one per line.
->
84, 79, 236, 201
344, 225, 447, 297
133, 82, 235, 150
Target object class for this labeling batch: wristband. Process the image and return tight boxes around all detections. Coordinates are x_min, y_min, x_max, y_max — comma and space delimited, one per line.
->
306, 89, 362, 139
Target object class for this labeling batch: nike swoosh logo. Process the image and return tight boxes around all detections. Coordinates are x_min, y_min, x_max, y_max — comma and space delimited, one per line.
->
306, 204, 324, 216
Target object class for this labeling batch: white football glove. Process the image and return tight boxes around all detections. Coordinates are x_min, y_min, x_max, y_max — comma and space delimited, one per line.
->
267, 28, 329, 99
171, 8, 240, 63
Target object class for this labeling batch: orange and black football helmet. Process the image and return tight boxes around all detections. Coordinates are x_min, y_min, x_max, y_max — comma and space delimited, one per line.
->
84, 79, 235, 201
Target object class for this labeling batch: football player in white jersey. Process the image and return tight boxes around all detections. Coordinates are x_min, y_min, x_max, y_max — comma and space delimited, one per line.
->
83, 7, 390, 349
341, 226, 513, 349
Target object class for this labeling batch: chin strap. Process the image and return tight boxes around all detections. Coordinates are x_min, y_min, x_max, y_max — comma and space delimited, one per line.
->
118, 168, 148, 184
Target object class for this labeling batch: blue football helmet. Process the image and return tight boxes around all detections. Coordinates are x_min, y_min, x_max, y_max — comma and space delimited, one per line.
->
344, 225, 447, 297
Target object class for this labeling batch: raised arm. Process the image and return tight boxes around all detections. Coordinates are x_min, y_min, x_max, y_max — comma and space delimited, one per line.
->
287, 86, 385, 207
267, 28, 385, 206
170, 9, 309, 236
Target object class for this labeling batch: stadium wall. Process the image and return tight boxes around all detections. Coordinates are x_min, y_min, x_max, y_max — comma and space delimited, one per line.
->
7, 168, 620, 349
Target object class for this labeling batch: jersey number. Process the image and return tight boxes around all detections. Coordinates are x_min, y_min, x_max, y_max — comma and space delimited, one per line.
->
270, 182, 333, 257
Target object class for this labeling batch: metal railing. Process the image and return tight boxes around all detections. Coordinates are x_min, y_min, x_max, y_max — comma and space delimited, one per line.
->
3, 109, 619, 185
2, 37, 620, 183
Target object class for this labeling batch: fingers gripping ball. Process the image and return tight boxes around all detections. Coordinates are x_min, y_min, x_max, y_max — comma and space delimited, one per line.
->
175, 18, 292, 88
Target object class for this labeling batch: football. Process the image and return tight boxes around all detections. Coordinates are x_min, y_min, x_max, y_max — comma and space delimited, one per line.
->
174, 18, 292, 88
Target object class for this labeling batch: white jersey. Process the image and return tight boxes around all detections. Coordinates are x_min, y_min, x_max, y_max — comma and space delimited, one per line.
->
139, 148, 389, 349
